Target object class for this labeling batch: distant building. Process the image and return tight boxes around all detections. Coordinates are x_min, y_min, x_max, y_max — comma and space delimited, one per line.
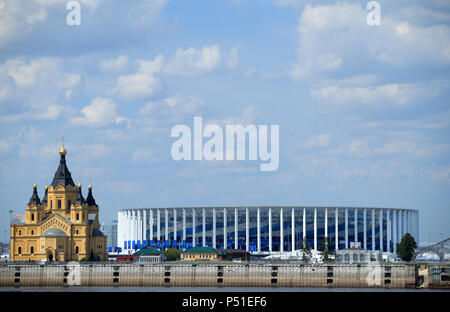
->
134, 247, 165, 263
181, 246, 218, 261
218, 249, 250, 261
336, 249, 382, 264
102, 220, 118, 250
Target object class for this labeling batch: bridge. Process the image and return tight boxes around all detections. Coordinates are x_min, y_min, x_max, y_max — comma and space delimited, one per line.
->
414, 237, 450, 262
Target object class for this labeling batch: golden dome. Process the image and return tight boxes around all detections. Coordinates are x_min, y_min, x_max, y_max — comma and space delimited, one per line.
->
33, 183, 37, 189
78, 183, 82, 188
59, 144, 67, 156
88, 184, 92, 190
45, 185, 48, 190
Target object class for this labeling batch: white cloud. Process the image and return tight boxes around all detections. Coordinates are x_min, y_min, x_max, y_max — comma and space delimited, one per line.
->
163, 45, 223, 76
100, 56, 129, 74
109, 55, 163, 100
70, 97, 118, 127
0, 0, 103, 48
310, 79, 448, 112
0, 57, 81, 122
288, 2, 450, 80
139, 94, 204, 123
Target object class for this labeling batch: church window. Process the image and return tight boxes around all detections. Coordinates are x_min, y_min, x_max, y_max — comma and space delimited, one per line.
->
76, 213, 79, 221
68, 200, 71, 208
50, 200, 53, 209
18, 230, 21, 235
75, 246, 79, 254
58, 200, 61, 209
30, 247, 34, 254
31, 213, 34, 221
31, 230, 34, 235
18, 247, 22, 255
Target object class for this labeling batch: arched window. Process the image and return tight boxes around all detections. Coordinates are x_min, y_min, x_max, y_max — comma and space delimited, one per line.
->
31, 230, 34, 235
68, 200, 71, 208
18, 230, 21, 236
50, 200, 53, 209
76, 213, 79, 221
30, 246, 34, 254
58, 200, 61, 209
18, 247, 22, 255
75, 246, 79, 254
31, 213, 34, 221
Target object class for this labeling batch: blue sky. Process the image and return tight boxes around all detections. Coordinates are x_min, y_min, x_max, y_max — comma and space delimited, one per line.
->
0, 0, 449, 243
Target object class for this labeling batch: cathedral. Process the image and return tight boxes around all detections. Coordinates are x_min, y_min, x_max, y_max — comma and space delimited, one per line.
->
10, 144, 107, 262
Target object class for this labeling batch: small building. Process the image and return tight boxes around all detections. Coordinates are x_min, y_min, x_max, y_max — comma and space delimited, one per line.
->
181, 246, 218, 261
218, 249, 250, 261
134, 247, 165, 263
336, 249, 382, 264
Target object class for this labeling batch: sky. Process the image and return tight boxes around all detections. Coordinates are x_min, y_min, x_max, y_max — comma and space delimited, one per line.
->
0, 0, 449, 244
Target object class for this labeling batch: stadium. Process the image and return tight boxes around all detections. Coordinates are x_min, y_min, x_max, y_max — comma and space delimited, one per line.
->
117, 207, 419, 254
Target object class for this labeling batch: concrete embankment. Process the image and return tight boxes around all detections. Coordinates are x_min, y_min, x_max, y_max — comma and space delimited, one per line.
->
0, 263, 428, 288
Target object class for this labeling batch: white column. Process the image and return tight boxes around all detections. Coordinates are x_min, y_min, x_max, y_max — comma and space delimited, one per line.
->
137, 210, 142, 247
157, 209, 160, 244
313, 207, 317, 251
280, 207, 284, 252
371, 209, 375, 251
117, 211, 122, 250
143, 209, 147, 246
234, 208, 238, 249
345, 208, 348, 249
132, 210, 137, 249
291, 208, 295, 252
335, 208, 338, 251
245, 207, 249, 252
401, 210, 405, 239
393, 210, 397, 253
363, 209, 367, 250
268, 207, 272, 252
125, 210, 131, 249
380, 209, 384, 252
387, 209, 391, 252
173, 208, 177, 246
354, 208, 358, 244
165, 209, 168, 245
202, 208, 206, 247
150, 209, 153, 243
257, 207, 261, 252
223, 208, 227, 249
213, 207, 216, 249
183, 208, 186, 244
303, 208, 306, 242
192, 209, 196, 247
406, 210, 409, 234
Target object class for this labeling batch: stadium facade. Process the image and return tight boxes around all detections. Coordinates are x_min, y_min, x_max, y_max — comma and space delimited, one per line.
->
117, 207, 419, 253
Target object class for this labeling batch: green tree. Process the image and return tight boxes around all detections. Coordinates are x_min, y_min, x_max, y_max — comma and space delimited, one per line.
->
319, 237, 334, 262
163, 248, 181, 261
301, 238, 312, 263
396, 233, 417, 262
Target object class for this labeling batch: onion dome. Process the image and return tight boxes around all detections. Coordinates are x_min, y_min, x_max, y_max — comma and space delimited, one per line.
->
51, 144, 75, 188
86, 184, 97, 206
28, 184, 41, 206
42, 185, 48, 206
75, 183, 85, 205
